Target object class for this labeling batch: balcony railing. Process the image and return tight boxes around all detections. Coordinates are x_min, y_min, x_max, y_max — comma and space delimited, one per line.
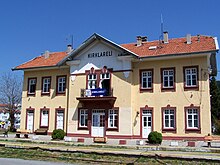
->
80, 88, 113, 97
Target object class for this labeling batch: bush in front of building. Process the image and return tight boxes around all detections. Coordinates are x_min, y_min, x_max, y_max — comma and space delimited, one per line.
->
51, 129, 65, 140
148, 131, 162, 144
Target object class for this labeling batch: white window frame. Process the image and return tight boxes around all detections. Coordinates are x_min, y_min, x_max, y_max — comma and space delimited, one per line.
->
79, 109, 88, 127
57, 76, 66, 93
162, 69, 174, 88
40, 109, 49, 127
187, 108, 199, 129
28, 78, 36, 94
56, 109, 64, 130
108, 109, 118, 128
100, 72, 110, 80
141, 70, 152, 89
42, 77, 51, 93
163, 109, 175, 129
88, 74, 97, 89
185, 67, 198, 87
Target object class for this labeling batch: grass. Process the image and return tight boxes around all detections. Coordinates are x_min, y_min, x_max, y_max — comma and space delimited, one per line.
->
0, 146, 219, 165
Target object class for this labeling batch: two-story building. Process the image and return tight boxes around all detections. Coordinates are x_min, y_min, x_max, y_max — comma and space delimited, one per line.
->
13, 32, 218, 140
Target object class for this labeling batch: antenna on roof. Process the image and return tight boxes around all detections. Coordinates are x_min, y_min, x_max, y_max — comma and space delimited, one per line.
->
158, 14, 166, 47
161, 14, 164, 36
70, 34, 73, 47
159, 14, 164, 41
66, 34, 74, 49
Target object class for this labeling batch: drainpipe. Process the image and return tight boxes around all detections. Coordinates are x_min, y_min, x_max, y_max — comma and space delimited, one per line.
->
65, 75, 70, 136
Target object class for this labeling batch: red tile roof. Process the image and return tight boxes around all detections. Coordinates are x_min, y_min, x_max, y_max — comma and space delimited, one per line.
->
121, 35, 216, 57
14, 52, 68, 70
14, 35, 217, 70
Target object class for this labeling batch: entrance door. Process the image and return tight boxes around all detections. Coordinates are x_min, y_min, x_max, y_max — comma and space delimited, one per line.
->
56, 110, 64, 130
142, 110, 152, 138
27, 111, 34, 132
92, 109, 105, 137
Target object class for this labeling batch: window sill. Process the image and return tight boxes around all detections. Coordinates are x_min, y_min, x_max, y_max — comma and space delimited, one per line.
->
41, 92, 50, 96
161, 87, 175, 92
56, 92, 66, 96
78, 127, 88, 130
27, 93, 36, 97
162, 128, 176, 133
106, 128, 119, 132
184, 86, 199, 91
140, 88, 153, 93
185, 128, 201, 133
40, 126, 48, 128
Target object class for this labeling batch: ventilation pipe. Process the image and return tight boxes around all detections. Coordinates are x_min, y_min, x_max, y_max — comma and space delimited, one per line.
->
44, 50, 50, 59
186, 34, 191, 44
136, 36, 142, 46
163, 31, 169, 44
66, 44, 73, 53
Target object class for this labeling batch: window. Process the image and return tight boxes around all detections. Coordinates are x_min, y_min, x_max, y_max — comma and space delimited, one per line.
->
79, 109, 88, 128
41, 77, 51, 95
40, 109, 49, 127
108, 109, 118, 129
185, 107, 200, 130
88, 74, 97, 89
140, 69, 153, 92
162, 106, 176, 132
164, 110, 175, 128
100, 73, 110, 79
57, 76, 66, 95
161, 68, 175, 91
184, 66, 198, 90
28, 78, 37, 95
85, 67, 112, 97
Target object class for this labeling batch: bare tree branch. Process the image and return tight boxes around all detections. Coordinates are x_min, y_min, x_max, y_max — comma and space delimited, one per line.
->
0, 72, 22, 131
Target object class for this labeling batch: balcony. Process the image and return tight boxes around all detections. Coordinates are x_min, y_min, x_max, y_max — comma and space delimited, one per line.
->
76, 88, 116, 108
80, 88, 113, 97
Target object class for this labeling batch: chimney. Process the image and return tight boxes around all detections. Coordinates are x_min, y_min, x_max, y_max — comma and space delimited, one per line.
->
141, 36, 147, 42
186, 34, 191, 44
136, 36, 142, 46
163, 31, 169, 44
197, 34, 200, 42
66, 44, 73, 53
44, 50, 50, 59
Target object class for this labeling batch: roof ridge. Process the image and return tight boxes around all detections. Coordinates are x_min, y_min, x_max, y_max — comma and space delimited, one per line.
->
121, 35, 214, 45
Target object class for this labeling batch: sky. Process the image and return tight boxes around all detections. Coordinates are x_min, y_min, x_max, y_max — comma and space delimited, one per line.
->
0, 0, 220, 79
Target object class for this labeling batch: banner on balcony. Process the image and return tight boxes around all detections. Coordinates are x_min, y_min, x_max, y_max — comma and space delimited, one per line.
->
85, 88, 107, 96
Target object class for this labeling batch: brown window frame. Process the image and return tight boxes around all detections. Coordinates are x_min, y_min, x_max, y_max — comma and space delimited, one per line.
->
55, 107, 65, 130
161, 67, 176, 92
183, 66, 199, 91
161, 105, 176, 133
107, 107, 119, 131
56, 75, 67, 96
39, 107, 49, 128
27, 77, 37, 96
139, 69, 153, 93
185, 104, 201, 133
41, 76, 51, 96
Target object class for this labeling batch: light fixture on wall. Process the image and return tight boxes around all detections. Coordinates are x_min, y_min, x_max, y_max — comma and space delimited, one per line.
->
136, 111, 140, 117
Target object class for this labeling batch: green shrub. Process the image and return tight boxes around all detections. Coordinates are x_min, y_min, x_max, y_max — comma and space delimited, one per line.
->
148, 131, 162, 144
213, 118, 220, 135
52, 129, 65, 140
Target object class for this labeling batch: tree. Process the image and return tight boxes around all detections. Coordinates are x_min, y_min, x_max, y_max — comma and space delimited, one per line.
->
210, 76, 220, 134
0, 72, 22, 131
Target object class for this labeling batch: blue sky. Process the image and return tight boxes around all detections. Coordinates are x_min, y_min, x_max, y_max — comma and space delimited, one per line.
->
0, 0, 219, 79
